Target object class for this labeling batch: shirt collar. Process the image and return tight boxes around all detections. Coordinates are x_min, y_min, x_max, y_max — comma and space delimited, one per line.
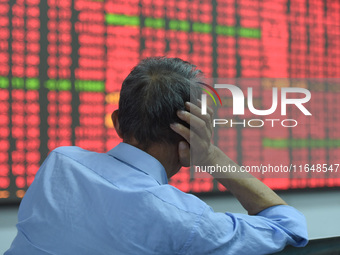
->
106, 142, 168, 185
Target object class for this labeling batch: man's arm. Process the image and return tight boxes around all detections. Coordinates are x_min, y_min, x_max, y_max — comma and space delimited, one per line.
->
171, 101, 287, 215
205, 147, 287, 215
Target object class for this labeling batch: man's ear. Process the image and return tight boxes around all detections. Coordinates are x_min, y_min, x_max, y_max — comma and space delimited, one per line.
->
111, 110, 123, 138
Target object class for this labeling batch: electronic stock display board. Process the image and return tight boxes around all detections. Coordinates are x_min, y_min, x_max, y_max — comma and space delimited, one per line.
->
0, 0, 340, 202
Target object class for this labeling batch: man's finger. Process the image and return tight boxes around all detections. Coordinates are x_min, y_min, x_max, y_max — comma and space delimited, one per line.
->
176, 110, 211, 140
170, 122, 207, 145
186, 101, 213, 124
185, 101, 213, 135
170, 123, 190, 143
196, 99, 214, 117
185, 102, 212, 128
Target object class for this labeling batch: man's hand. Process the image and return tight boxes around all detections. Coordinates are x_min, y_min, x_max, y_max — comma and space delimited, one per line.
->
170, 101, 216, 167
170, 101, 287, 215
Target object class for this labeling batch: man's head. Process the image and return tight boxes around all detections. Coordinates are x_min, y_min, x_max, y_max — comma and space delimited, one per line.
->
111, 57, 202, 176
114, 56, 202, 148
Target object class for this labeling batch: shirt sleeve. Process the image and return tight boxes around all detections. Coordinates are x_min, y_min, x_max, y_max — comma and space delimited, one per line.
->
180, 205, 308, 255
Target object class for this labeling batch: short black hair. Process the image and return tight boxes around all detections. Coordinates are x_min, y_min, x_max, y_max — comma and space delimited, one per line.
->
117, 56, 202, 148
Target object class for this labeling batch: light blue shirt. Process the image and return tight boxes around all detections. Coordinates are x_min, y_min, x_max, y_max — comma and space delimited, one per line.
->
6, 143, 308, 255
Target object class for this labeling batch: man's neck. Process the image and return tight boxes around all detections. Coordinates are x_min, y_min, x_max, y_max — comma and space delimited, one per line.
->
123, 139, 181, 178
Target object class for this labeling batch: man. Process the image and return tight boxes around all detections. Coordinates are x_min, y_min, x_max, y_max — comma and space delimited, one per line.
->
6, 57, 308, 254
